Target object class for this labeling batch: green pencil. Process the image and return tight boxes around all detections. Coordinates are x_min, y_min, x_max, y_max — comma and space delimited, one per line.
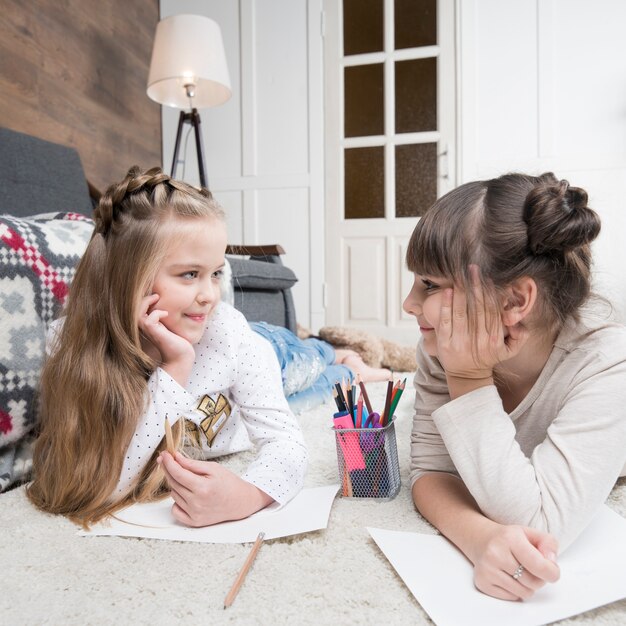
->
388, 379, 406, 422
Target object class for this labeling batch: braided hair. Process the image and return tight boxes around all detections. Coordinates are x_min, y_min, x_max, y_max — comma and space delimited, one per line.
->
93, 166, 218, 236
28, 167, 224, 527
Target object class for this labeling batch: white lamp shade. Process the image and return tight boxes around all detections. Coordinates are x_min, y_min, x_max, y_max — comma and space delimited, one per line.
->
147, 14, 232, 109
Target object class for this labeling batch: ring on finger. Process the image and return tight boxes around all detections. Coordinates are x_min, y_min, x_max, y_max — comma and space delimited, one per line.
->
512, 564, 524, 580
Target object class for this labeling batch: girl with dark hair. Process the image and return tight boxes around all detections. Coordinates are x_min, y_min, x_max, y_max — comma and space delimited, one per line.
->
403, 172, 626, 601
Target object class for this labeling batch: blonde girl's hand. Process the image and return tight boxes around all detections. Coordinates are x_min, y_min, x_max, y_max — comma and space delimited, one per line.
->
158, 451, 273, 527
138, 294, 195, 384
437, 265, 529, 393
471, 523, 560, 601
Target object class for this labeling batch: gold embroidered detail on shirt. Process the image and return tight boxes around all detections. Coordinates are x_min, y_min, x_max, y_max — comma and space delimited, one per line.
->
183, 419, 203, 449
196, 393, 232, 447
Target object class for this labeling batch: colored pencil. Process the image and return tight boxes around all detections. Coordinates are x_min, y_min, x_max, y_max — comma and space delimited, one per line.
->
334, 382, 348, 412
388, 379, 406, 421
346, 385, 354, 418
356, 374, 373, 414
381, 379, 394, 426
356, 395, 364, 428
391, 378, 401, 401
224, 532, 265, 608
332, 387, 344, 412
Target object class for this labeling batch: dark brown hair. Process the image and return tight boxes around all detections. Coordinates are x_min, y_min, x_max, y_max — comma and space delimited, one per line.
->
406, 172, 601, 331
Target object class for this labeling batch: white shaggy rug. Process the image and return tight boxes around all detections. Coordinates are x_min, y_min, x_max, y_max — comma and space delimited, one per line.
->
1, 378, 625, 625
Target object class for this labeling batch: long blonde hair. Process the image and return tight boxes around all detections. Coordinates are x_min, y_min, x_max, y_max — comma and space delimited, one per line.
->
27, 166, 224, 527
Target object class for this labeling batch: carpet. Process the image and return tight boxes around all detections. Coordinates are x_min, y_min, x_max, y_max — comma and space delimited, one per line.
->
1, 378, 625, 625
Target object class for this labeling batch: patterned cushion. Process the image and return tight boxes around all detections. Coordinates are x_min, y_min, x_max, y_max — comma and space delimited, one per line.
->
0, 212, 93, 490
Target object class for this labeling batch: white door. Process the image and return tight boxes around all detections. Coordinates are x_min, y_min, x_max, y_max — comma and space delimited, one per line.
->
323, 0, 457, 343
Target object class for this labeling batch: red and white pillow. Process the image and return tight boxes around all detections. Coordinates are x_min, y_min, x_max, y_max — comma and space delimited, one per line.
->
0, 212, 93, 490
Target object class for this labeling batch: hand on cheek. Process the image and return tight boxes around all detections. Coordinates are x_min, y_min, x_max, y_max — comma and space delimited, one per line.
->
436, 283, 494, 380
435, 266, 529, 396
138, 293, 195, 385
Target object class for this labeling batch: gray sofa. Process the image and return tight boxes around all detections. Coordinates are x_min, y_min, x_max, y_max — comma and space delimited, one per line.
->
0, 127, 298, 330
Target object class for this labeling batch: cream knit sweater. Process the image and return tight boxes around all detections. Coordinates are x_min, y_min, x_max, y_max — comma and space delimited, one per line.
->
410, 309, 626, 550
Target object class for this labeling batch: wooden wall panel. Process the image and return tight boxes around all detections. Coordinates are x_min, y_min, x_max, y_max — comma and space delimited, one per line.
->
0, 0, 161, 192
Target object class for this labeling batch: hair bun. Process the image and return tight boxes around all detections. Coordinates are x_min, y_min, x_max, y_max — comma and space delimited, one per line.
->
523, 173, 601, 255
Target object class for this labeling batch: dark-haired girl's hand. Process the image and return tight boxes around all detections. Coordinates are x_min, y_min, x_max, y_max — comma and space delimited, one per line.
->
157, 451, 274, 526
437, 266, 529, 398
471, 522, 560, 601
138, 293, 195, 386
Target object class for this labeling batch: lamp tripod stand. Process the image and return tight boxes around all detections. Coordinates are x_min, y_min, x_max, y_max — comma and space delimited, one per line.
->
170, 108, 208, 188
147, 15, 231, 189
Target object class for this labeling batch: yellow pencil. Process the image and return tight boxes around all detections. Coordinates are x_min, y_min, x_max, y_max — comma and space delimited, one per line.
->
224, 532, 265, 608
164, 416, 175, 455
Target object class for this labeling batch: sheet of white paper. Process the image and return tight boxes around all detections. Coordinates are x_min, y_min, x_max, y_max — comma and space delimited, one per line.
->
80, 484, 339, 544
368, 506, 626, 626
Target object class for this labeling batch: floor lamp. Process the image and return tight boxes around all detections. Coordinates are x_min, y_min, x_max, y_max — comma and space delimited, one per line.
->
146, 14, 232, 188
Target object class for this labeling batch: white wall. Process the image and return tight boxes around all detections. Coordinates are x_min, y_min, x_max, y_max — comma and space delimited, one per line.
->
158, 0, 324, 329
157, 0, 626, 327
458, 0, 626, 320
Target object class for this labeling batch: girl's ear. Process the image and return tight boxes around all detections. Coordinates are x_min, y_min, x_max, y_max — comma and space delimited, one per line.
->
501, 276, 537, 327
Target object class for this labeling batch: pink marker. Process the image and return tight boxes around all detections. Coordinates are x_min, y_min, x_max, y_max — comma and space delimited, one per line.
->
333, 413, 365, 471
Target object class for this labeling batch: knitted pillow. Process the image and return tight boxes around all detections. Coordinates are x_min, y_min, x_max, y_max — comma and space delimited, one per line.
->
0, 212, 93, 490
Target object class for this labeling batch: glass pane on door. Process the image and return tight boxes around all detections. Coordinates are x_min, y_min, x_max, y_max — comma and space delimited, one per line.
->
395, 143, 437, 217
345, 64, 384, 137
343, 0, 384, 55
394, 0, 437, 49
345, 146, 385, 219
395, 58, 437, 133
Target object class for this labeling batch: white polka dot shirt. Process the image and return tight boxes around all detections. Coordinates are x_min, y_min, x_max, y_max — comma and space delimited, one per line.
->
115, 302, 308, 504
46, 305, 307, 508
47, 303, 307, 505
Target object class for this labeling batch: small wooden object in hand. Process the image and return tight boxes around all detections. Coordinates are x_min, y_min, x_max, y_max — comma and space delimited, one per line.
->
164, 416, 175, 455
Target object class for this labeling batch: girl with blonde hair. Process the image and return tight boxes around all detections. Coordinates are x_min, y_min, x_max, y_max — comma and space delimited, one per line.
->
403, 172, 626, 601
27, 166, 307, 528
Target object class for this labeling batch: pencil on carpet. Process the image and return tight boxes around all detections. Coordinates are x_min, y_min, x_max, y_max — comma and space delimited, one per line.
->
224, 532, 265, 608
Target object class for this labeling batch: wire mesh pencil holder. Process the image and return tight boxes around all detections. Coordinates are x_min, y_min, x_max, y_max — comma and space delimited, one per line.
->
333, 419, 401, 500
